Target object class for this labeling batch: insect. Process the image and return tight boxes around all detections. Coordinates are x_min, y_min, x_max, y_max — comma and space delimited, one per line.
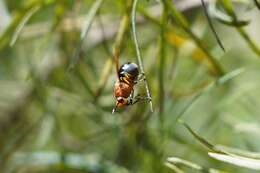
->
112, 62, 150, 113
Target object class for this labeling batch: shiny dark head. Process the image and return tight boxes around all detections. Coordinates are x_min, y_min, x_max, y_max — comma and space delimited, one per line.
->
118, 62, 139, 85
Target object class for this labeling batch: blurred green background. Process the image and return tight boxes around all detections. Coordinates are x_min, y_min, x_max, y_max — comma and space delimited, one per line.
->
1, 0, 260, 172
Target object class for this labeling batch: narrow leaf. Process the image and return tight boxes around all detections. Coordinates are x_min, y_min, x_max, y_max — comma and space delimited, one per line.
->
209, 152, 260, 170
166, 156, 227, 173
10, 5, 40, 47
216, 145, 260, 159
216, 18, 250, 27
167, 157, 202, 170
178, 120, 225, 154
165, 162, 184, 173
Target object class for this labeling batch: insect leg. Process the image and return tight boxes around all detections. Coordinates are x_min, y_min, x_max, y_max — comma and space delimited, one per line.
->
134, 72, 146, 84
132, 94, 151, 105
128, 90, 135, 105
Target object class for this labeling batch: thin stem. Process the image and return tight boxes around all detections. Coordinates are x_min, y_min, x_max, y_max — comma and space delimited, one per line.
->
158, 1, 167, 122
113, 12, 132, 78
201, 0, 225, 52
221, 0, 260, 56
131, 0, 153, 112
237, 27, 260, 56
68, 0, 104, 71
163, 0, 224, 76
112, 0, 133, 76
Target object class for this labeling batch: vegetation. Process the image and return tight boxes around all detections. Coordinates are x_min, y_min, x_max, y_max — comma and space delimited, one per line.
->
0, 0, 260, 172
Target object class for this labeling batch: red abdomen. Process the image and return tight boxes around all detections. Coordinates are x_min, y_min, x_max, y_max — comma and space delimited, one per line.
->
114, 81, 133, 98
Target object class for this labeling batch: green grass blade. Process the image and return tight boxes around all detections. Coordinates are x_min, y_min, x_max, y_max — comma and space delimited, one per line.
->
166, 156, 227, 173
178, 120, 225, 154
10, 5, 40, 47
216, 145, 260, 159
165, 162, 184, 173
167, 157, 202, 170
209, 152, 260, 170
